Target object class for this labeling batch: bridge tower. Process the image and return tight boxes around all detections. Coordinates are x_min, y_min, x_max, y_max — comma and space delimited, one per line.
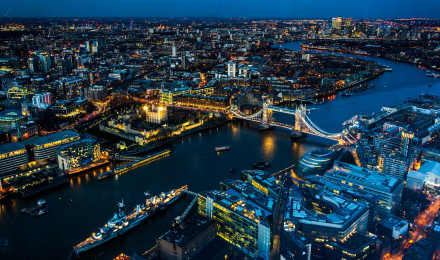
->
292, 104, 307, 138
260, 101, 270, 129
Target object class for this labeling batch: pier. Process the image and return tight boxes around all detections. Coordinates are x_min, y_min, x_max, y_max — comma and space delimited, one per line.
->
113, 150, 171, 175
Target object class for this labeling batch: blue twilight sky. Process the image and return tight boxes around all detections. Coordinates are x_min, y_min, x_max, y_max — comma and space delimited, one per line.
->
1, 0, 440, 18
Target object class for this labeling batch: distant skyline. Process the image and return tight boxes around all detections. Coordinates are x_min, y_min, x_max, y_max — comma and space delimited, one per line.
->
1, 0, 440, 19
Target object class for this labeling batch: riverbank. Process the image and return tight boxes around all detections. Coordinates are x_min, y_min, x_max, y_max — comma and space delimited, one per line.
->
301, 41, 440, 72
270, 43, 383, 100
120, 117, 229, 156
20, 176, 69, 198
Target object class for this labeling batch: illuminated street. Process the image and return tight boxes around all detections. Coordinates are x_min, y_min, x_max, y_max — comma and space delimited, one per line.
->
385, 196, 440, 260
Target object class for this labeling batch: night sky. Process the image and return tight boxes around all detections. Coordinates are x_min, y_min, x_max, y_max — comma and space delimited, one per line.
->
1, 0, 440, 18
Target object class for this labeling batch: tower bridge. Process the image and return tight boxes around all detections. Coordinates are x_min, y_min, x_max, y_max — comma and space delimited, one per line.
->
230, 102, 356, 145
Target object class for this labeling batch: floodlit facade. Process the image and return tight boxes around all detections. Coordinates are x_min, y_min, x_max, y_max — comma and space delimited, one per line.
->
0, 142, 29, 175
198, 189, 271, 260
57, 138, 101, 172
145, 105, 168, 124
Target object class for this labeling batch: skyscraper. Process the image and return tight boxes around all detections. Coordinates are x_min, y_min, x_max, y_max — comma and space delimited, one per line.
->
171, 41, 177, 57
227, 61, 237, 77
332, 16, 343, 31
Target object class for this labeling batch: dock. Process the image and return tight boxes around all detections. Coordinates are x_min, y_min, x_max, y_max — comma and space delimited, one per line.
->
97, 149, 171, 180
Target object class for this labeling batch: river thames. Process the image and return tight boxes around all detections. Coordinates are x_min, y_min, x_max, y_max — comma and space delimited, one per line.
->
1, 42, 440, 260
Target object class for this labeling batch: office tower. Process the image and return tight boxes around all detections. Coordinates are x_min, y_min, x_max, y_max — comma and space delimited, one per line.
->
181, 54, 186, 69
198, 189, 271, 260
332, 16, 343, 31
171, 41, 177, 57
227, 61, 237, 77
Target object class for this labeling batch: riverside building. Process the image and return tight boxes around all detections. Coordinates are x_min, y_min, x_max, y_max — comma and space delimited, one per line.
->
0, 142, 29, 175
57, 138, 101, 172
33, 130, 80, 161
198, 189, 271, 260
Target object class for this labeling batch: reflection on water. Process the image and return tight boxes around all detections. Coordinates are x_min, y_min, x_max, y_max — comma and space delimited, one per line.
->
292, 141, 305, 159
231, 123, 240, 137
261, 133, 276, 160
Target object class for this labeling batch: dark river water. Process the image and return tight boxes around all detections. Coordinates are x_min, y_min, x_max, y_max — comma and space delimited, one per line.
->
1, 41, 440, 260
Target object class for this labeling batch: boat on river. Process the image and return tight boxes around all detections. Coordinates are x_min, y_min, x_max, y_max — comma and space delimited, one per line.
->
73, 185, 188, 255
215, 146, 231, 152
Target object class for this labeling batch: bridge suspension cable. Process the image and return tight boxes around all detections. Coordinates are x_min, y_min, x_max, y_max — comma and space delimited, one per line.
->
230, 105, 352, 143
301, 114, 342, 139
230, 109, 264, 120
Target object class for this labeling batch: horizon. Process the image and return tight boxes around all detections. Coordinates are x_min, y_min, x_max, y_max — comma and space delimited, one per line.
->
1, 16, 439, 20
1, 0, 440, 19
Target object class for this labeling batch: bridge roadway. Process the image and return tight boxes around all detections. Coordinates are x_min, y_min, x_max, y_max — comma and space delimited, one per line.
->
268, 106, 296, 115
167, 103, 351, 144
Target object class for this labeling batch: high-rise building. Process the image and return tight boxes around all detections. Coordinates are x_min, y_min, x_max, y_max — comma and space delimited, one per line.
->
374, 130, 418, 179
227, 61, 237, 78
198, 189, 271, 260
171, 41, 177, 57
37, 52, 51, 73
381, 154, 407, 179
332, 16, 343, 31
32, 92, 52, 109
84, 85, 107, 100
181, 54, 186, 69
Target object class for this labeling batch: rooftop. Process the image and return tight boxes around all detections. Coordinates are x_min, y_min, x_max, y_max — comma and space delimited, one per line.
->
327, 161, 403, 192
0, 142, 26, 155
241, 170, 281, 194
0, 109, 26, 119
417, 160, 440, 175
33, 130, 80, 146
202, 188, 272, 223
158, 215, 213, 247
378, 215, 408, 230
221, 179, 277, 213
178, 94, 229, 101
284, 188, 368, 229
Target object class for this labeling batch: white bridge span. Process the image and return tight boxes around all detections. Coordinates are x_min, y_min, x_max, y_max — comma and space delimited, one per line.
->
230, 103, 356, 144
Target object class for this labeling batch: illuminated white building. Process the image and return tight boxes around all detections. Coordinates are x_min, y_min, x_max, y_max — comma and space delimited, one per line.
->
227, 61, 237, 78
145, 105, 168, 124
